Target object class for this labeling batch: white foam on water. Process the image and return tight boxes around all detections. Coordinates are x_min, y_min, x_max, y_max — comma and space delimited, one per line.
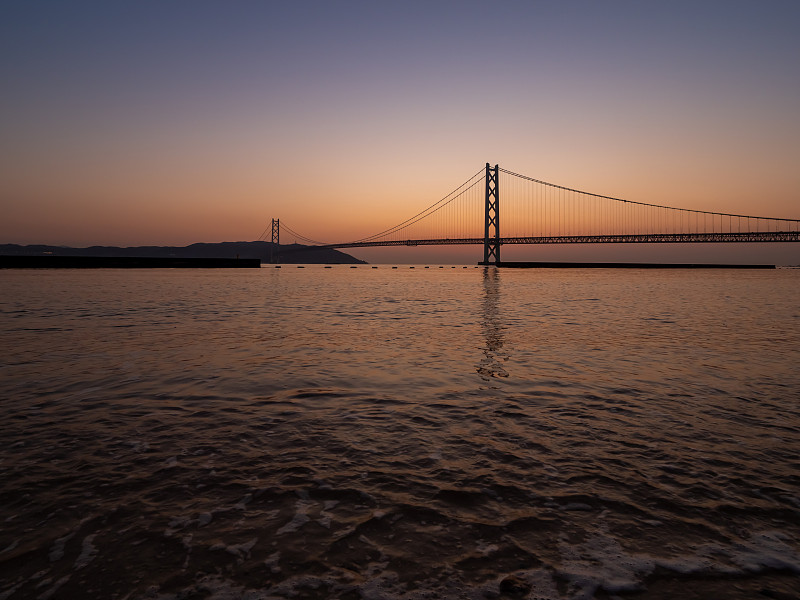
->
91, 510, 800, 600
0, 582, 24, 600
557, 531, 654, 598
151, 574, 332, 600
475, 540, 499, 556
128, 440, 149, 453
276, 499, 311, 535
233, 493, 252, 511
654, 553, 716, 575
648, 530, 800, 580
316, 515, 332, 529
317, 499, 339, 528
181, 534, 193, 569
164, 516, 191, 537
169, 515, 189, 528
358, 571, 401, 600
35, 577, 51, 590
726, 530, 800, 573
35, 575, 69, 600
549, 527, 800, 599
224, 538, 257, 561
263, 551, 281, 574
48, 531, 75, 563
524, 568, 562, 600
166, 510, 218, 536
30, 570, 49, 583
208, 538, 258, 564
346, 571, 534, 600
73, 533, 97, 570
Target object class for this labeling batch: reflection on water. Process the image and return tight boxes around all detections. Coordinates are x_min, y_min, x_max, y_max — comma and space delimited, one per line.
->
478, 266, 508, 379
0, 267, 799, 600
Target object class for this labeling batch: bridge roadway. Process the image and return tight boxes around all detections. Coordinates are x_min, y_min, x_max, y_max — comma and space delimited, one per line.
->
312, 231, 800, 250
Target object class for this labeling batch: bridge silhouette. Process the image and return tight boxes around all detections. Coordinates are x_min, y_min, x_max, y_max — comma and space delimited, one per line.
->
263, 164, 800, 265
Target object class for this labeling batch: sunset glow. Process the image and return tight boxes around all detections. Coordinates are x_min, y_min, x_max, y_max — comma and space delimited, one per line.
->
2, 1, 798, 263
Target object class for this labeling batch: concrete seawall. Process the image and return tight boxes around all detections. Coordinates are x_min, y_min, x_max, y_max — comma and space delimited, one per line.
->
492, 261, 775, 269
0, 256, 261, 269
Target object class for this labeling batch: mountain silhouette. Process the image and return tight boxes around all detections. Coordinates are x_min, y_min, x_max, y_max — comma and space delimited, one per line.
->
0, 241, 366, 264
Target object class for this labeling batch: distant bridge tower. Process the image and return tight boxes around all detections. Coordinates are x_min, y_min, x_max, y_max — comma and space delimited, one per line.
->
270, 218, 280, 263
482, 163, 500, 265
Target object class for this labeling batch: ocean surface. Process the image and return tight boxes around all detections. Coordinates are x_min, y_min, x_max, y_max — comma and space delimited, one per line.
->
1, 266, 799, 600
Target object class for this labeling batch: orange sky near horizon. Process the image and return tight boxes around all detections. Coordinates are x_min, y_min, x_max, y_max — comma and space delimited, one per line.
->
1, 2, 798, 263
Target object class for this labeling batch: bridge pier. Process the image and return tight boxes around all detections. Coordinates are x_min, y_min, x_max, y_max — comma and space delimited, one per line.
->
480, 163, 500, 265
270, 218, 280, 263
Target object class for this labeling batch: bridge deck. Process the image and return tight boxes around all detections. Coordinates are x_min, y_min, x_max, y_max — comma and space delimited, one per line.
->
310, 231, 800, 250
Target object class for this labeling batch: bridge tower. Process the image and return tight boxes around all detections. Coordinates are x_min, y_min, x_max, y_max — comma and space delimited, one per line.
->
482, 163, 500, 265
270, 218, 280, 263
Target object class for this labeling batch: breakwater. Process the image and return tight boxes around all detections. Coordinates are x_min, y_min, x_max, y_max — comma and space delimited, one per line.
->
495, 261, 775, 268
0, 256, 261, 268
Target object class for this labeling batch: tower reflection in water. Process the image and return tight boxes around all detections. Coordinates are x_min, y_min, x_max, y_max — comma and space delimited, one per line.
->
477, 266, 509, 380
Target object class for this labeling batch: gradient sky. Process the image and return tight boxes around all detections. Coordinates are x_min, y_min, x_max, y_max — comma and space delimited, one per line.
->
2, 1, 799, 263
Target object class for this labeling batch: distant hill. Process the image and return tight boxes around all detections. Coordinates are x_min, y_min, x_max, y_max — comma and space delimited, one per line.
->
0, 241, 366, 264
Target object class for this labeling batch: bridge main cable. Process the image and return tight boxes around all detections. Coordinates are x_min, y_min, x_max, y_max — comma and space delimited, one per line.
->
349, 167, 486, 244
499, 168, 800, 223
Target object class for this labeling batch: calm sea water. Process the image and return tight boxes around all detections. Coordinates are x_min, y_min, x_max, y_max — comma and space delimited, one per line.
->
1, 266, 799, 600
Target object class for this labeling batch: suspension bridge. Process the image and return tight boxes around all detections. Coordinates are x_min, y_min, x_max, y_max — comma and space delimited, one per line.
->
262, 164, 800, 265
